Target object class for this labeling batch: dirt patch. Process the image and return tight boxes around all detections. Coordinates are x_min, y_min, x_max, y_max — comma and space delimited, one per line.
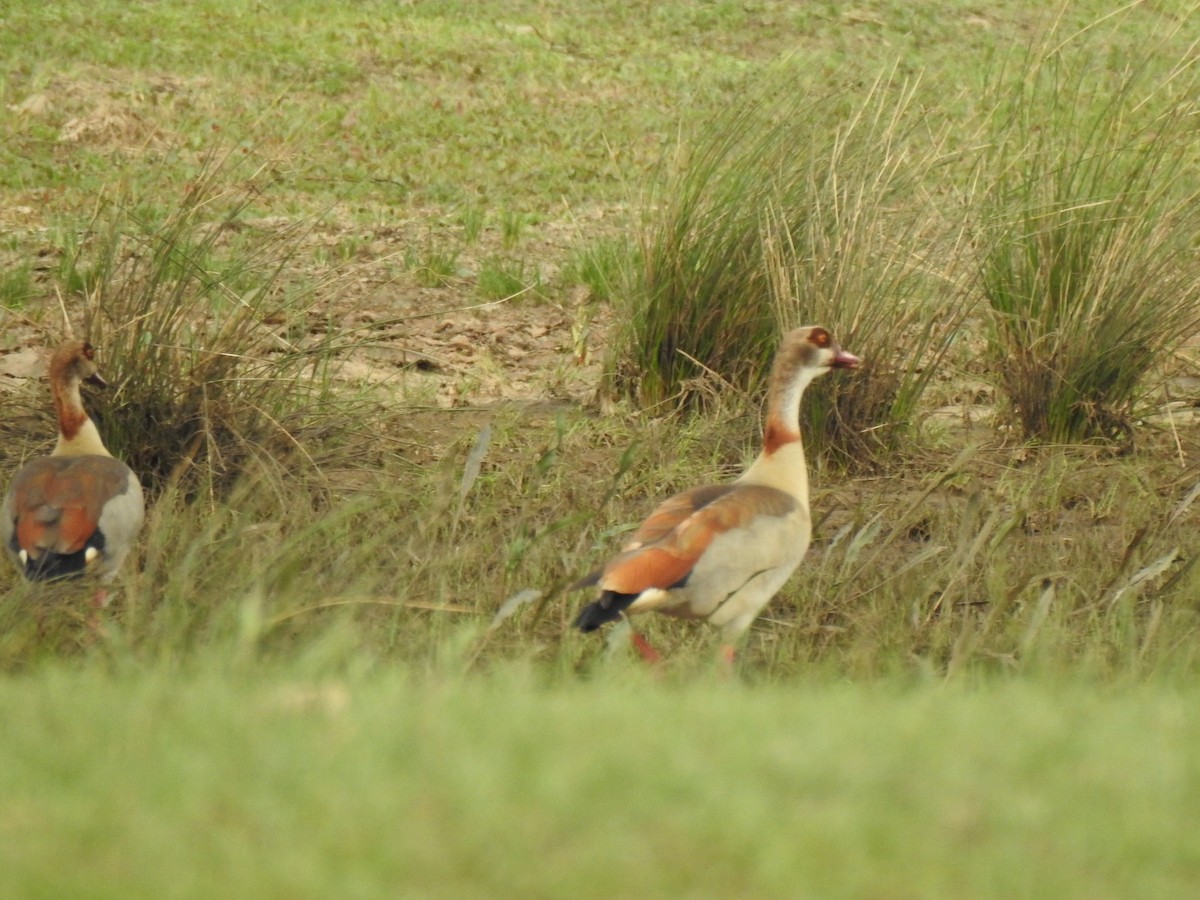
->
328, 289, 610, 408
8, 69, 207, 151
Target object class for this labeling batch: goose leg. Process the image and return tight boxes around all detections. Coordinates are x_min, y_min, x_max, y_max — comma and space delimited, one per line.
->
630, 631, 662, 664
717, 643, 736, 677
85, 587, 110, 638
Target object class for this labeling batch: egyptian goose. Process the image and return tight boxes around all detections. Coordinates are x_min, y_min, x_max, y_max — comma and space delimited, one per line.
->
573, 325, 859, 661
2, 341, 144, 597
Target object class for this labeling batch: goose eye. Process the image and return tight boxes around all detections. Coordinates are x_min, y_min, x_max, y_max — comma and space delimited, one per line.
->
811, 328, 830, 348
82, 342, 96, 360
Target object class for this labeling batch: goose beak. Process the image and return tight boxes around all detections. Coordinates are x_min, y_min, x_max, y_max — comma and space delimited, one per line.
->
831, 349, 860, 370
85, 372, 108, 388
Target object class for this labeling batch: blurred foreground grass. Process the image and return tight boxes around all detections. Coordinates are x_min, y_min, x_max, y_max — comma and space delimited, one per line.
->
3, 666, 1199, 898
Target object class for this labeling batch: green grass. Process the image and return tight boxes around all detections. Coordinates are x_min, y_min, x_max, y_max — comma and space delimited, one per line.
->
4, 2, 1200, 896
3, 668, 1200, 898
608, 69, 967, 465
408, 235, 463, 287
974, 26, 1200, 443
0, 263, 33, 310
561, 236, 631, 305
4, 1, 1187, 220
477, 255, 542, 300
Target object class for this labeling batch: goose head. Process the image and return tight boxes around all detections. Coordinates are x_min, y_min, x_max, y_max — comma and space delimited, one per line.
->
772, 325, 860, 394
49, 341, 107, 390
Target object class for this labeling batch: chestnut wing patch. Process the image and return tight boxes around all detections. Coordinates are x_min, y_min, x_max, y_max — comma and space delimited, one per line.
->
620, 484, 736, 550
9, 457, 130, 556
598, 483, 797, 596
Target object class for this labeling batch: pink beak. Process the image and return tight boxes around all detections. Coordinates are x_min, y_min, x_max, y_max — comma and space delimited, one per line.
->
832, 348, 861, 369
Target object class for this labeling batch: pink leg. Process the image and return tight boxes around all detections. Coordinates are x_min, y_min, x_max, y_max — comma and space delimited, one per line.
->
630, 631, 662, 664
86, 587, 110, 637
718, 643, 736, 677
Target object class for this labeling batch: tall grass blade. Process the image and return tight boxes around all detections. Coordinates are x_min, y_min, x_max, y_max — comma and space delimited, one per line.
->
491, 589, 542, 628
454, 422, 492, 531
1109, 549, 1180, 606
1019, 580, 1056, 659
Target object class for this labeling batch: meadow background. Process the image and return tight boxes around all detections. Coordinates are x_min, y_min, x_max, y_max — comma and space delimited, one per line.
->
3, 1, 1200, 895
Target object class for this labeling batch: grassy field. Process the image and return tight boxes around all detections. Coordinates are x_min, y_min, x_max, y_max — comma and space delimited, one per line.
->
4, 1, 1200, 895
5, 668, 1200, 898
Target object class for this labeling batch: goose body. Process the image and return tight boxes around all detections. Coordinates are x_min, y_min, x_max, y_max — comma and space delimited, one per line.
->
2, 341, 144, 584
574, 326, 858, 651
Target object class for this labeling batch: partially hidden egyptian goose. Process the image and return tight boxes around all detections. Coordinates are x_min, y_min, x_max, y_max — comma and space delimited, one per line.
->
2, 341, 144, 599
573, 326, 859, 662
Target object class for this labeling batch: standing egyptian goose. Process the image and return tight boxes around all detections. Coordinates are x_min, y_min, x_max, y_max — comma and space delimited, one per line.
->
2, 341, 144, 593
573, 326, 859, 660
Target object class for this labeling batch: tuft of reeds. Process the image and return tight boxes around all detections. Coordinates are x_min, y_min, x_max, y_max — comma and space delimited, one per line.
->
45, 149, 378, 500
974, 31, 1200, 445
606, 70, 967, 467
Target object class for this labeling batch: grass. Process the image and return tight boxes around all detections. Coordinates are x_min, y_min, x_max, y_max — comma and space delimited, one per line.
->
629, 71, 960, 465
561, 236, 631, 305
4, 669, 1200, 898
477, 256, 542, 300
3, 1, 1200, 895
604, 12, 1200, 461
0, 263, 33, 310
457, 204, 486, 245
40, 150, 379, 498
974, 24, 1200, 443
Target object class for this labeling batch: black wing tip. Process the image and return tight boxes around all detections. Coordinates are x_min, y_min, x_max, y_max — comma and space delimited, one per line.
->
11, 531, 105, 582
574, 590, 638, 633
20, 551, 90, 582
571, 570, 619, 632
574, 602, 612, 633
